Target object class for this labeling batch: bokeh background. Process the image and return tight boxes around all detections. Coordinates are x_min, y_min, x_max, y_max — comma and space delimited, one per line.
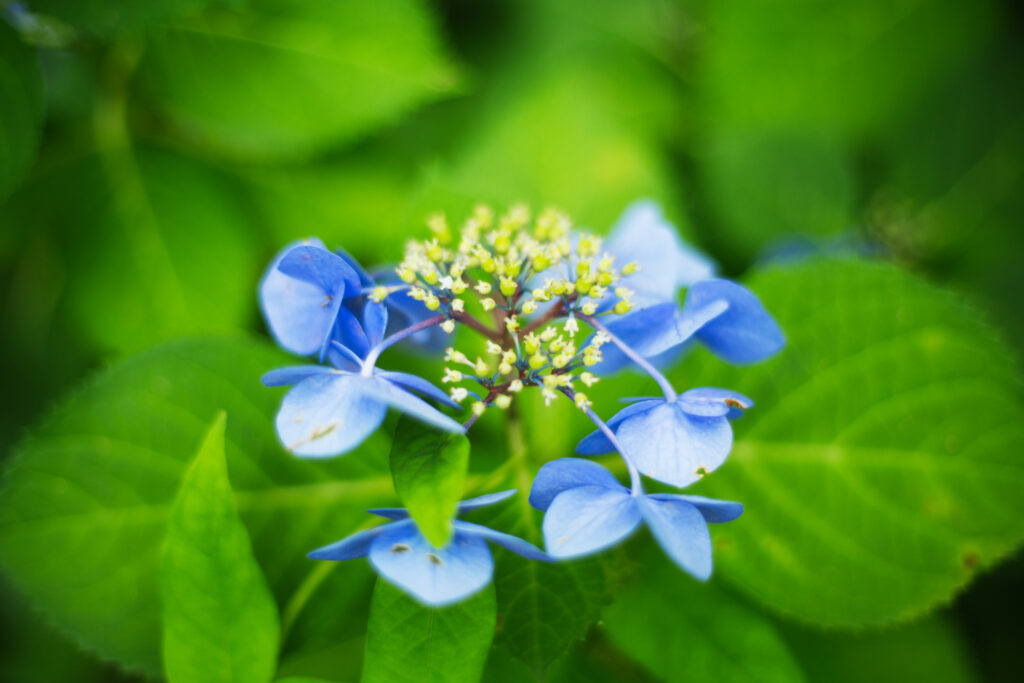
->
1, 0, 1023, 681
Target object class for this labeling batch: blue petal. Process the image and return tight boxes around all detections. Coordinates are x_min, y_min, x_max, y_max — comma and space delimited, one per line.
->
278, 244, 361, 295
637, 496, 712, 580
376, 370, 461, 409
333, 304, 371, 359
260, 239, 344, 357
327, 341, 363, 372
605, 200, 716, 306
575, 400, 661, 455
368, 523, 494, 607
457, 489, 517, 512
366, 508, 409, 520
615, 402, 733, 487
262, 365, 338, 387
361, 376, 465, 434
593, 299, 729, 374
648, 494, 744, 523
677, 387, 754, 418
363, 300, 389, 348
384, 292, 449, 353
542, 486, 642, 559
308, 524, 390, 561
336, 248, 375, 288
453, 521, 551, 561
684, 279, 785, 364
275, 374, 388, 457
529, 458, 626, 511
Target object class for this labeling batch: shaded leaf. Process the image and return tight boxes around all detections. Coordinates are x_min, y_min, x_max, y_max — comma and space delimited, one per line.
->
679, 258, 1024, 625
362, 578, 495, 683
162, 412, 279, 683
603, 556, 804, 683
0, 22, 44, 201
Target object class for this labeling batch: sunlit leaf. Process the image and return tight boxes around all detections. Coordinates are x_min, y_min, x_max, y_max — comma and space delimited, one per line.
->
136, 0, 460, 160
162, 412, 279, 683
679, 258, 1024, 625
390, 418, 469, 547
0, 337, 394, 674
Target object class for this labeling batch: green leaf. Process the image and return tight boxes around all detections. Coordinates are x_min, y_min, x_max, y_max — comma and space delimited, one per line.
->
0, 22, 44, 202
389, 418, 469, 547
136, 0, 460, 160
0, 337, 395, 675
700, 0, 996, 138
362, 579, 495, 683
603, 556, 805, 683
24, 0, 227, 35
700, 130, 854, 264
677, 258, 1024, 626
781, 616, 978, 683
162, 412, 279, 683
0, 148, 262, 353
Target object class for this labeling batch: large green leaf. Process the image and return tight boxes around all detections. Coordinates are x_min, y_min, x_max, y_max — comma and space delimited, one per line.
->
678, 258, 1024, 626
0, 337, 394, 675
603, 556, 804, 683
0, 147, 262, 353
362, 579, 495, 683
700, 0, 996, 137
162, 412, 280, 683
24, 0, 227, 35
136, 0, 460, 160
0, 22, 44, 202
390, 418, 469, 547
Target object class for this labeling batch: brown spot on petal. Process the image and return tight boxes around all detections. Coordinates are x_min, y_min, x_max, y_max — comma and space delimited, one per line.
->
427, 553, 443, 565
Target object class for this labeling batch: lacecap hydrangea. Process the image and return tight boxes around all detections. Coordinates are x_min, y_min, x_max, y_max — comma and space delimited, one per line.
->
258, 200, 783, 606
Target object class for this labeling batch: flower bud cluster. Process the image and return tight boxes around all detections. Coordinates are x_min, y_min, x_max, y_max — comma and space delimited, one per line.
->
397, 204, 633, 415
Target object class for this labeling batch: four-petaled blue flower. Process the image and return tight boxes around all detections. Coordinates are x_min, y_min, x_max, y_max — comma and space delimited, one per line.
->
309, 490, 549, 606
576, 388, 752, 487
530, 459, 742, 580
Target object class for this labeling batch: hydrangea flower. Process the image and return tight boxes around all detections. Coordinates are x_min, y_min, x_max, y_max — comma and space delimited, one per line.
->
530, 458, 742, 580
576, 388, 752, 487
309, 490, 549, 606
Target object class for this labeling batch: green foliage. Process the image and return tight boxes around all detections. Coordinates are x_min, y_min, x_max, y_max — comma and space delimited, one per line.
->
0, 338, 394, 675
678, 259, 1024, 626
603, 557, 805, 683
390, 418, 470, 547
25, 0, 226, 36
0, 22, 44, 202
136, 0, 460, 160
362, 579, 495, 683
162, 412, 280, 683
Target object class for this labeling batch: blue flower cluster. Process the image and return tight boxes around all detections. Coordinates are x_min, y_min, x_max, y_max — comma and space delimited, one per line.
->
260, 201, 783, 606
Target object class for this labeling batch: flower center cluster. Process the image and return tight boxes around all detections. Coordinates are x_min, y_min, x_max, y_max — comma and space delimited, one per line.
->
380, 204, 639, 416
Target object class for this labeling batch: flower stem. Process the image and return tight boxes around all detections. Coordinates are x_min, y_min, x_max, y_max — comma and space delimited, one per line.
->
579, 314, 677, 401
558, 387, 644, 495
362, 315, 445, 370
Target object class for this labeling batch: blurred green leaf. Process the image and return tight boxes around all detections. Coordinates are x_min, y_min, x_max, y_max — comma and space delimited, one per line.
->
603, 558, 804, 683
162, 412, 280, 683
0, 22, 44, 202
136, 0, 460, 160
362, 578, 495, 683
390, 418, 469, 547
782, 616, 977, 683
0, 147, 262, 353
24, 0, 229, 36
0, 337, 394, 674
700, 0, 996, 138
701, 130, 855, 263
679, 258, 1024, 626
